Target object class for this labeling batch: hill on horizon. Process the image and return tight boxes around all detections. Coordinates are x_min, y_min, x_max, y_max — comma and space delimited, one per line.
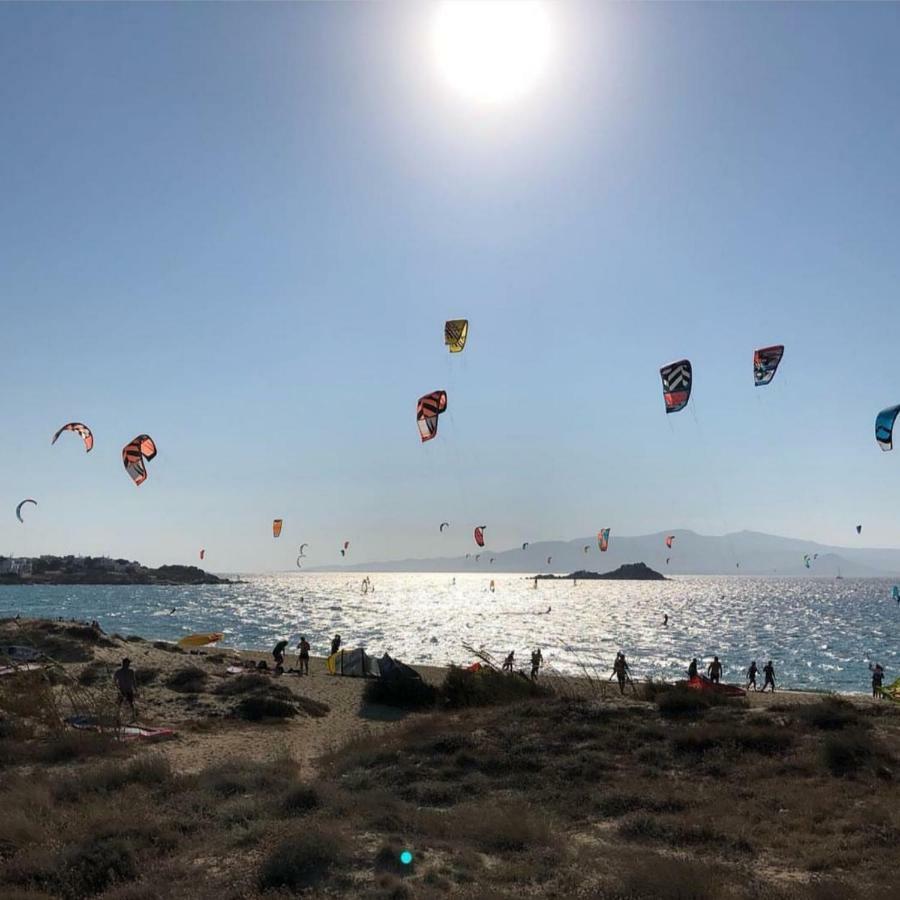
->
305, 529, 900, 577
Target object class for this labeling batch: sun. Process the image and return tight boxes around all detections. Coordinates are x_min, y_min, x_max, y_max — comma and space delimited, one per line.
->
430, 1, 554, 106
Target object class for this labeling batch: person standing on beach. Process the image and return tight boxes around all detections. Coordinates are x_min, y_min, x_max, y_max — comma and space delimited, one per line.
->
114, 658, 137, 722
747, 660, 758, 691
297, 635, 310, 676
502, 651, 515, 673
707, 656, 723, 684
330, 634, 341, 657
273, 640, 288, 669
611, 652, 629, 694
871, 663, 885, 698
530, 648, 543, 681
762, 660, 776, 692
688, 658, 699, 679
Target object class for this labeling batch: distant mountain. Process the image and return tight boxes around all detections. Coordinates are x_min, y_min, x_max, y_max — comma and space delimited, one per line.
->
308, 530, 900, 577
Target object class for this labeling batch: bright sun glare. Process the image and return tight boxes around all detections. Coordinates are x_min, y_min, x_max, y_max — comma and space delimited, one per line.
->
431, 1, 553, 105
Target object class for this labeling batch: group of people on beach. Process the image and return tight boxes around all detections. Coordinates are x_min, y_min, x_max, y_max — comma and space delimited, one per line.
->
271, 633, 342, 675
501, 647, 543, 681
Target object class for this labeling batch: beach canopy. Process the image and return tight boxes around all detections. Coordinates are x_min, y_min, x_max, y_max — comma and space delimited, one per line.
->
326, 648, 380, 678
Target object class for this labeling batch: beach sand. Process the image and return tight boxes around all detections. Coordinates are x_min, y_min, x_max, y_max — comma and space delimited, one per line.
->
2, 618, 870, 775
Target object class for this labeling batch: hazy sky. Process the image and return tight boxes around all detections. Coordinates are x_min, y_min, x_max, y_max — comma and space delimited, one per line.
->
2, 2, 900, 571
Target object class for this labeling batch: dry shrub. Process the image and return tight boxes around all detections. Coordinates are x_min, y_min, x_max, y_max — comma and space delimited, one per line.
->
618, 814, 753, 854
672, 724, 792, 757
213, 674, 280, 696
441, 666, 550, 708
193, 757, 298, 799
821, 732, 872, 777
282, 784, 320, 815
257, 826, 349, 891
655, 686, 744, 719
152, 641, 183, 654
445, 801, 554, 852
618, 852, 722, 899
799, 697, 863, 731
77, 661, 108, 686
595, 792, 687, 818
294, 694, 330, 717
57, 834, 138, 898
164, 666, 207, 693
234, 695, 296, 720
53, 755, 171, 802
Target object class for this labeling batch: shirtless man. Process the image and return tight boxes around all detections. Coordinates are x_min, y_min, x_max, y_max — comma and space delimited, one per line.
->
114, 658, 138, 722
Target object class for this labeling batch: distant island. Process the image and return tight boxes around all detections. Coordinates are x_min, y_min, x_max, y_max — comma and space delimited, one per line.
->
535, 562, 666, 581
0, 555, 232, 586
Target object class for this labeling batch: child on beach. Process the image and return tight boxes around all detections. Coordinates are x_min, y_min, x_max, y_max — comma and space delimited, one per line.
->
297, 635, 310, 675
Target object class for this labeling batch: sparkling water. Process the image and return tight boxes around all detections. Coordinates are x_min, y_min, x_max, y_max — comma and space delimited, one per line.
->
2, 574, 896, 694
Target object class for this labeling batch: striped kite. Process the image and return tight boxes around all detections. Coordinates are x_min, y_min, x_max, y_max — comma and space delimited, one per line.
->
52, 422, 93, 453
122, 435, 157, 486
753, 345, 785, 387
417, 390, 448, 443
273, 519, 283, 538
444, 319, 468, 353
660, 360, 692, 414
598, 528, 610, 552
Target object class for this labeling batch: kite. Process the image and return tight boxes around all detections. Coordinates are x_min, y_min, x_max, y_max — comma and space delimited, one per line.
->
490, 557, 495, 564
440, 522, 450, 532
465, 553, 470, 559
200, 549, 205, 561
122, 435, 157, 486
444, 319, 468, 353
340, 540, 350, 557
583, 545, 590, 553
753, 345, 785, 387
803, 554, 811, 569
522, 542, 529, 550
273, 519, 283, 538
598, 528, 610, 552
660, 360, 692, 414
665, 535, 675, 549
876, 405, 900, 451
417, 390, 447, 443
856, 525, 862, 535
52, 422, 93, 453
666, 557, 670, 565
474, 526, 486, 548
547, 556, 552, 565
296, 556, 303, 569
299, 543, 309, 557
475, 554, 481, 562
15, 499, 36, 523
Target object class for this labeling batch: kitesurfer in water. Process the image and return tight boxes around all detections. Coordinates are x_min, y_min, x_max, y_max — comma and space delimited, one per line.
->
687, 658, 699, 680
663, 614, 668, 627
530, 648, 543, 681
707, 656, 723, 684
114, 658, 138, 722
168, 608, 176, 615
747, 660, 758, 691
297, 635, 310, 676
762, 660, 776, 692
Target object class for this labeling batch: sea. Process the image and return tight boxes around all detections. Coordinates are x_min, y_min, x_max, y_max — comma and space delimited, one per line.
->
2, 574, 897, 694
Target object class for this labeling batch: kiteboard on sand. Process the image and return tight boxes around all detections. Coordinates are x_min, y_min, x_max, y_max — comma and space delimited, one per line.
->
66, 715, 176, 742
177, 632, 224, 648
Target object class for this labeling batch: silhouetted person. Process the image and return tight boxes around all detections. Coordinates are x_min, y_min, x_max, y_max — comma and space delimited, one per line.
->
612, 652, 630, 694
747, 660, 758, 691
330, 634, 341, 656
663, 614, 668, 627
530, 648, 543, 681
688, 658, 699, 679
762, 660, 776, 692
297, 635, 310, 675
707, 656, 722, 684
872, 663, 885, 699
502, 651, 515, 673
273, 640, 288, 667
114, 658, 137, 722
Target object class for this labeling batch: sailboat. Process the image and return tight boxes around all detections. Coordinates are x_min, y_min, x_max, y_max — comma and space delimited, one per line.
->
835, 565, 843, 581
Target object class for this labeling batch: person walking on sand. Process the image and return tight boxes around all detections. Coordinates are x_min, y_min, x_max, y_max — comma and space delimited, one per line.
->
530, 648, 543, 681
330, 634, 342, 657
502, 650, 515, 673
762, 660, 776, 692
114, 658, 138, 722
688, 658, 699, 680
297, 635, 311, 676
611, 652, 630, 694
707, 656, 723, 684
747, 660, 759, 691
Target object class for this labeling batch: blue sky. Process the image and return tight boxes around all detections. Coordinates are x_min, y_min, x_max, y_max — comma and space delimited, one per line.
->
2, 2, 900, 570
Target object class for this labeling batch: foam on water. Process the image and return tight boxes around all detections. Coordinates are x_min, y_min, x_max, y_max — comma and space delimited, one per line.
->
2, 573, 897, 693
